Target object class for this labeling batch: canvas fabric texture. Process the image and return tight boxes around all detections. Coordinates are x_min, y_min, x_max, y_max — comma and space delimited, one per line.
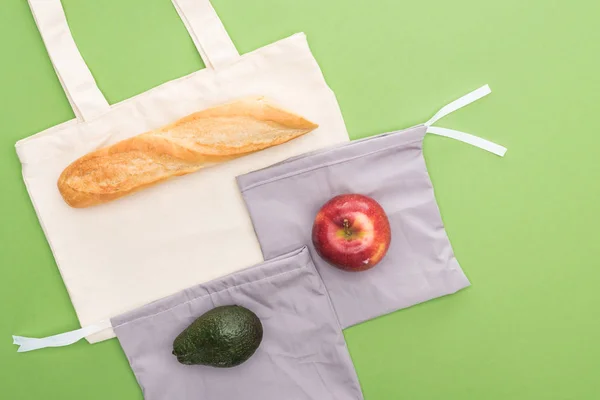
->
16, 0, 349, 342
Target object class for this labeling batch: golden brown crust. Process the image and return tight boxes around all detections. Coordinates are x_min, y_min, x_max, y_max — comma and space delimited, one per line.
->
57, 97, 318, 208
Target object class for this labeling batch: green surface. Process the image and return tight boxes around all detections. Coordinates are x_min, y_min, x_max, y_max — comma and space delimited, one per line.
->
1, 0, 599, 398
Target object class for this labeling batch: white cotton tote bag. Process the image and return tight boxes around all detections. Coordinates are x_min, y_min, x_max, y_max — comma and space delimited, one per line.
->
15, 0, 349, 343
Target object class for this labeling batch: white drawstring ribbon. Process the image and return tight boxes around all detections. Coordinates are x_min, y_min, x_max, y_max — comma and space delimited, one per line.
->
424, 84, 507, 157
426, 126, 507, 157
13, 320, 111, 352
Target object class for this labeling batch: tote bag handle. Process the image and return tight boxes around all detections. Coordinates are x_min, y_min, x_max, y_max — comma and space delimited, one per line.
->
27, 0, 239, 122
171, 0, 239, 70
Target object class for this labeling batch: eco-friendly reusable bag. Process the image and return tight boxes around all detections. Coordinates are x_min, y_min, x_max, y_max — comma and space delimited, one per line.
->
237, 86, 507, 328
15, 0, 348, 342
113, 248, 363, 400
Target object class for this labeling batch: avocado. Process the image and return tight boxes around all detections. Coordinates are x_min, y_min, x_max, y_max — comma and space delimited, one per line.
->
172, 305, 263, 368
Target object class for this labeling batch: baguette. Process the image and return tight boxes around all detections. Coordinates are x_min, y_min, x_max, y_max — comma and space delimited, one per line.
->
58, 97, 318, 208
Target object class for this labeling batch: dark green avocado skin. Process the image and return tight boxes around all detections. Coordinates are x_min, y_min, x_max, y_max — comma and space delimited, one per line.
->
172, 305, 263, 368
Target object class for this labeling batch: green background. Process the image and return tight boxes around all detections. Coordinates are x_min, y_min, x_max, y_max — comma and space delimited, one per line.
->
1, 0, 598, 398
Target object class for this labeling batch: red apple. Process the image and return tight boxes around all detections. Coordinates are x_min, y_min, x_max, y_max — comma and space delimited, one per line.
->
312, 194, 391, 272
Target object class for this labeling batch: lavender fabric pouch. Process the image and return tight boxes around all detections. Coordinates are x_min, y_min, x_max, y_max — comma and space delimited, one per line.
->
237, 86, 506, 329
111, 247, 363, 400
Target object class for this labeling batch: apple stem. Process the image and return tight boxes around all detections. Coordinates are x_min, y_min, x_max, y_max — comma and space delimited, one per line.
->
343, 219, 352, 237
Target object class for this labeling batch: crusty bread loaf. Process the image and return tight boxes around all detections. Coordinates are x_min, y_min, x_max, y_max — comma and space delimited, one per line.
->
58, 97, 318, 208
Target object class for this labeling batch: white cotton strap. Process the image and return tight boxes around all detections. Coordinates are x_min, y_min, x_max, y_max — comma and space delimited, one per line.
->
426, 127, 507, 157
423, 84, 507, 156
13, 320, 112, 353
28, 0, 110, 122
425, 85, 491, 127
171, 0, 239, 69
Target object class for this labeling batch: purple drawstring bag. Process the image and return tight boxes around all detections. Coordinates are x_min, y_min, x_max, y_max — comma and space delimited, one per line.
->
110, 247, 364, 400
236, 85, 507, 328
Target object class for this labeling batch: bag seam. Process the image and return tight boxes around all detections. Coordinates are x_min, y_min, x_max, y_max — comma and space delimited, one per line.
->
113, 260, 311, 329
240, 134, 424, 191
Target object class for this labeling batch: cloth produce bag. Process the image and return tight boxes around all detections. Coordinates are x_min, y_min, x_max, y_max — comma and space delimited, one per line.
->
112, 247, 363, 400
15, 0, 348, 342
237, 86, 507, 328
